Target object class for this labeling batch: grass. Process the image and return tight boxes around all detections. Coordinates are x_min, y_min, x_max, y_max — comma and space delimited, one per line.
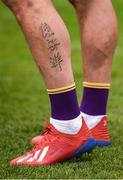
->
0, 0, 123, 179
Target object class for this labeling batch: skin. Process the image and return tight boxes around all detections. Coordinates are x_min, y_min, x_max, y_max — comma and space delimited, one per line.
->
2, 0, 118, 87
69, 0, 118, 83
2, 0, 74, 89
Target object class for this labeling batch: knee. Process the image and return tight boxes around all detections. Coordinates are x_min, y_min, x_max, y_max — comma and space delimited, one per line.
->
69, 0, 88, 14
2, 0, 22, 22
2, 0, 18, 9
2, 0, 31, 23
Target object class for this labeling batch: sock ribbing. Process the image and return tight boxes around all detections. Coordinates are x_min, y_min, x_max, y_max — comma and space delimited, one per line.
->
80, 82, 110, 116
83, 82, 110, 89
47, 83, 76, 94
48, 83, 80, 120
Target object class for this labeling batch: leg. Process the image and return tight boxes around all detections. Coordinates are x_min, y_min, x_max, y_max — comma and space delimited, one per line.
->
2, 0, 95, 165
3, 0, 80, 120
3, 0, 74, 89
70, 0, 118, 82
69, 0, 118, 145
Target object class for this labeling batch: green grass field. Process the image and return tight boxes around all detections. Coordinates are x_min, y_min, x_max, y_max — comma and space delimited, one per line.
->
0, 0, 123, 179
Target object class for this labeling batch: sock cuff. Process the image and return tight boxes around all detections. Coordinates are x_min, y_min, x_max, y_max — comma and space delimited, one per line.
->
47, 83, 76, 94
83, 82, 111, 89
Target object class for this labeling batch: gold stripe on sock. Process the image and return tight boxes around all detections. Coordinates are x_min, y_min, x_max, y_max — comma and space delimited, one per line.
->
83, 82, 111, 89
47, 83, 76, 94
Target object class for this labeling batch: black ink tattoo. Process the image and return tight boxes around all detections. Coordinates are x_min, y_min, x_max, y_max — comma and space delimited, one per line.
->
47, 39, 60, 52
40, 23, 54, 38
40, 22, 63, 72
50, 52, 63, 71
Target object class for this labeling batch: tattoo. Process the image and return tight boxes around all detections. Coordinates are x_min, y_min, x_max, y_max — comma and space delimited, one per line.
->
40, 23, 54, 38
47, 39, 60, 52
50, 52, 63, 71
40, 22, 63, 71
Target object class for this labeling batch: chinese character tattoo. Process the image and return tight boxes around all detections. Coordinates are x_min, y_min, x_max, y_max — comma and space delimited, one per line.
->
40, 22, 63, 72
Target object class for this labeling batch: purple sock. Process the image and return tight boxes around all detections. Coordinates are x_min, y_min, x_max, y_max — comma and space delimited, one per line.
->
80, 87, 109, 115
49, 89, 80, 120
